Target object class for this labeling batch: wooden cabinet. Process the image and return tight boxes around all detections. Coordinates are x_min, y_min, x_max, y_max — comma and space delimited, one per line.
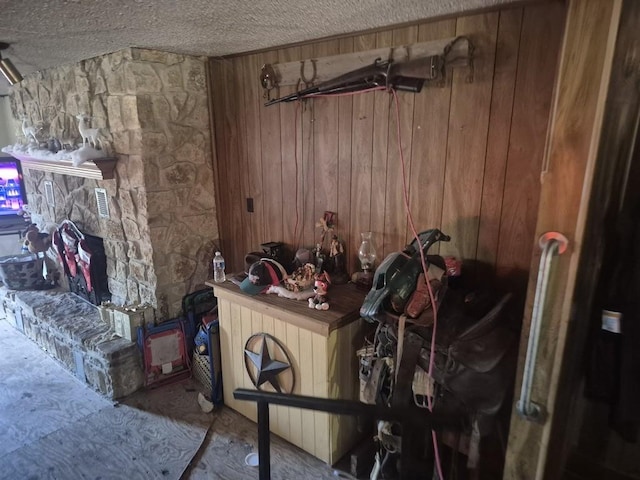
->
208, 280, 367, 464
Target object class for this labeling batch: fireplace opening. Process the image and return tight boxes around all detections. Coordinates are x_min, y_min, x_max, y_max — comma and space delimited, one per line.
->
53, 220, 111, 306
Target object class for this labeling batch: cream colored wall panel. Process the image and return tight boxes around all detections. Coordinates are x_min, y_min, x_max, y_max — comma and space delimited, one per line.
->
218, 299, 234, 407
286, 322, 303, 447
274, 318, 290, 440
312, 333, 330, 463
210, 282, 366, 465
298, 327, 316, 455
329, 320, 364, 460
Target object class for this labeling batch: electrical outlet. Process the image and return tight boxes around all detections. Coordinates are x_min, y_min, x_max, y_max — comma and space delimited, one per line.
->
246, 197, 254, 213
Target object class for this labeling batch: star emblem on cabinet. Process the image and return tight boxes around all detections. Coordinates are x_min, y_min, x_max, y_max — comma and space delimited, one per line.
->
244, 333, 295, 393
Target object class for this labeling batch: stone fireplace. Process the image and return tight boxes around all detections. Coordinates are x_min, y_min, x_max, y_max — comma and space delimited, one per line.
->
7, 48, 220, 321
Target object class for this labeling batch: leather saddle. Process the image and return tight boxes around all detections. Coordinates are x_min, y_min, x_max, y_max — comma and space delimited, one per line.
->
414, 292, 516, 433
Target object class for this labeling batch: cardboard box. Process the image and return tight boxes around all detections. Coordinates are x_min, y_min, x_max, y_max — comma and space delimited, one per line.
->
111, 304, 153, 342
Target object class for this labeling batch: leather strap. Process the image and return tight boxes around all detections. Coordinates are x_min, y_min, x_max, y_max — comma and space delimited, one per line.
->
392, 330, 424, 408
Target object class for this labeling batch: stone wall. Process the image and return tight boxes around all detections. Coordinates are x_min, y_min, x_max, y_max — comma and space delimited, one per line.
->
8, 48, 219, 319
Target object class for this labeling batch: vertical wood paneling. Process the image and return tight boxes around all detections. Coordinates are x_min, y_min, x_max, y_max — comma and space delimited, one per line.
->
241, 54, 265, 251
241, 307, 257, 420
312, 332, 330, 463
327, 327, 341, 462
337, 38, 354, 266
496, 3, 566, 295
233, 304, 251, 418
278, 47, 302, 247
228, 304, 244, 404
218, 298, 233, 406
210, 3, 565, 310
406, 19, 456, 248
504, 0, 619, 477
370, 31, 393, 260
286, 322, 303, 447
348, 33, 377, 274
328, 319, 364, 460
298, 328, 315, 454
475, 9, 522, 272
384, 26, 418, 257
313, 40, 341, 235
441, 13, 499, 261
265, 315, 284, 439
300, 44, 316, 248
210, 59, 244, 270
258, 50, 283, 245
273, 317, 289, 439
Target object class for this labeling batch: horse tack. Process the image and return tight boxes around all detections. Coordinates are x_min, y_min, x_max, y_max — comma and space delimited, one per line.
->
299, 58, 317, 89
416, 293, 516, 424
359, 287, 516, 475
260, 64, 279, 101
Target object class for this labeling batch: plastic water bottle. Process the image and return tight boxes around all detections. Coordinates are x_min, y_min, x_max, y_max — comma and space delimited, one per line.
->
213, 251, 226, 283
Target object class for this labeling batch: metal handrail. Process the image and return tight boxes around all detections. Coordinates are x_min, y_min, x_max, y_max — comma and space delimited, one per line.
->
233, 388, 461, 480
516, 232, 568, 422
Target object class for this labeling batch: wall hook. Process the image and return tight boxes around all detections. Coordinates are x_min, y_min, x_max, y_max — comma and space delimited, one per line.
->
260, 64, 279, 101
300, 59, 317, 88
443, 36, 475, 83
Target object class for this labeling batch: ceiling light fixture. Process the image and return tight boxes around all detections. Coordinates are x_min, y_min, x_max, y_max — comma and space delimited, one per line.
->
0, 42, 23, 85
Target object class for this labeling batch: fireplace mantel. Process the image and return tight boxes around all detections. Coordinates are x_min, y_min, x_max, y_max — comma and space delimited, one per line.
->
9, 153, 117, 180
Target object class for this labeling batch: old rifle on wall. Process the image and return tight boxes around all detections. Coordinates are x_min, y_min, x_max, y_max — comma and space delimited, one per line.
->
264, 54, 444, 106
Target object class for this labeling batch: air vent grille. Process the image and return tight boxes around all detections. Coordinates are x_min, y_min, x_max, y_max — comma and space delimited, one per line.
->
95, 188, 109, 218
44, 181, 55, 206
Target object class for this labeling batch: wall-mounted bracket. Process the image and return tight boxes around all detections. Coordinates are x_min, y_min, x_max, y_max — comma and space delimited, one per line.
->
260, 35, 475, 96
443, 36, 475, 84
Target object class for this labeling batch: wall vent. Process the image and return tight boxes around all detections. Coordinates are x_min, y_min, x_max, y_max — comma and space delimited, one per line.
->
44, 181, 55, 206
95, 188, 110, 218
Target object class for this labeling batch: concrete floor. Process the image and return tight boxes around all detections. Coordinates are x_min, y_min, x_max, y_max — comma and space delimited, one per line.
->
0, 318, 342, 480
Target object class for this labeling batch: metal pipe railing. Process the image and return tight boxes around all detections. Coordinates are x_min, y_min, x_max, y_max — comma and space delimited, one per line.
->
516, 232, 568, 422
233, 388, 461, 479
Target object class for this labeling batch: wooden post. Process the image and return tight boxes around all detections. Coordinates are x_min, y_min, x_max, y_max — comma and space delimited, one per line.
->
503, 0, 622, 478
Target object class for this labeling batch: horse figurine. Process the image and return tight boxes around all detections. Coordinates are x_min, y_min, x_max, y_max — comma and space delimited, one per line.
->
21, 118, 39, 144
75, 114, 102, 149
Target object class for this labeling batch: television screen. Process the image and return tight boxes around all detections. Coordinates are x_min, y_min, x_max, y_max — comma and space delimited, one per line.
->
0, 158, 26, 216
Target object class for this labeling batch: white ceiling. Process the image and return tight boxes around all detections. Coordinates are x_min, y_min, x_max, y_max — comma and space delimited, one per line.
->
0, 0, 519, 95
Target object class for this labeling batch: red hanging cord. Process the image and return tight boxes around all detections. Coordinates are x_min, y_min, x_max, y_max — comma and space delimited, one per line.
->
391, 88, 445, 480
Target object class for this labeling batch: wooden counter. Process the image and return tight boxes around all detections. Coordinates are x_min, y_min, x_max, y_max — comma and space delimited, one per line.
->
208, 280, 366, 337
206, 279, 368, 465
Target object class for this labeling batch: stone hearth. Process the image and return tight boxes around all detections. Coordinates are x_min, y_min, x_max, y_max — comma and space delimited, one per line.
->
0, 287, 143, 399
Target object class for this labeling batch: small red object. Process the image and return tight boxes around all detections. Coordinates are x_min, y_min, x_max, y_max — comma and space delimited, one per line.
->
201, 312, 217, 328
444, 256, 462, 277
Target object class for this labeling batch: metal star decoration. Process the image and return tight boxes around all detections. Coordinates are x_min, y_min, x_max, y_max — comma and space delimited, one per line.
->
244, 334, 291, 392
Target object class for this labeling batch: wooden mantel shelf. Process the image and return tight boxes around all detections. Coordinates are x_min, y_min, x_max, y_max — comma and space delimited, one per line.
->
9, 153, 117, 180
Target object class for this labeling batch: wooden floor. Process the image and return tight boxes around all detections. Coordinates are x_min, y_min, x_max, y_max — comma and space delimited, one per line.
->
0, 319, 339, 480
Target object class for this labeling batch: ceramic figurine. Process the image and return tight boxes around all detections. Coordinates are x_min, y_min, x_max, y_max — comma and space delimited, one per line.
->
308, 272, 331, 310
75, 114, 103, 149
21, 118, 39, 144
328, 234, 349, 284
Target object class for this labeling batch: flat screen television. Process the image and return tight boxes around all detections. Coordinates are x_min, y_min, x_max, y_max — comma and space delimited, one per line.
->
0, 157, 27, 216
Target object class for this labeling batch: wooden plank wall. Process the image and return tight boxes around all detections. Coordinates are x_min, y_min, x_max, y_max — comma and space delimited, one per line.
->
209, 2, 566, 302
504, 0, 621, 477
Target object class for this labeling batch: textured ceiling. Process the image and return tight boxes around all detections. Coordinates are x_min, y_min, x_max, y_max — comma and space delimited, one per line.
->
0, 0, 518, 95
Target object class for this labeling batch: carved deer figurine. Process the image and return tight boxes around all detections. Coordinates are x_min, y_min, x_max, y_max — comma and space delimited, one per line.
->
75, 114, 102, 149
21, 118, 39, 144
